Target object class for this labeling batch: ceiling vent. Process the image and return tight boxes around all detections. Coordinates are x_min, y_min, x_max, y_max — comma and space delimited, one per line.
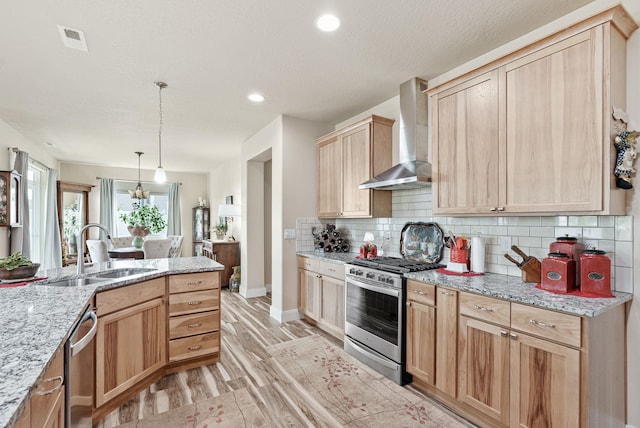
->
57, 25, 88, 52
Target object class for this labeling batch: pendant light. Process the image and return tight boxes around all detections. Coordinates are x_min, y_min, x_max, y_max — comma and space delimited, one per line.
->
154, 81, 167, 183
129, 151, 150, 199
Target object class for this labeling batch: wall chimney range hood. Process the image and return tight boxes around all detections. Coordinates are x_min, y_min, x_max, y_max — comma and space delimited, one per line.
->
360, 77, 432, 190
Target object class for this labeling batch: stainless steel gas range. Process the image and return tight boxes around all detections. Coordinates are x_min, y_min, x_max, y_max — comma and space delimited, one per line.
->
344, 257, 442, 385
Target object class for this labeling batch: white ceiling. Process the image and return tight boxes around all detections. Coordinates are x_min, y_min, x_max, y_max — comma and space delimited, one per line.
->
0, 0, 614, 173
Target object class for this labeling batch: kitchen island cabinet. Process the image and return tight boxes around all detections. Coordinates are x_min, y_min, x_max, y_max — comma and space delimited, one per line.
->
429, 6, 637, 216
316, 115, 393, 219
95, 278, 166, 407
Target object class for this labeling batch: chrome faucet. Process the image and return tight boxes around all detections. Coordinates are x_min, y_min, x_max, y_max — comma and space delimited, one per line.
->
77, 223, 111, 275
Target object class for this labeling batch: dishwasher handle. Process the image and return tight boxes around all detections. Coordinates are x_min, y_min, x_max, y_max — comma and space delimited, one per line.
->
70, 310, 98, 357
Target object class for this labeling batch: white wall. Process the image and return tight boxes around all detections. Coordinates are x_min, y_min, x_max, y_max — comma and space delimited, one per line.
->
208, 156, 242, 241
240, 115, 330, 318
59, 162, 207, 255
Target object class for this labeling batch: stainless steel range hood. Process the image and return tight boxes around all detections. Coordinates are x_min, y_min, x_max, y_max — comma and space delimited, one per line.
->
360, 77, 431, 190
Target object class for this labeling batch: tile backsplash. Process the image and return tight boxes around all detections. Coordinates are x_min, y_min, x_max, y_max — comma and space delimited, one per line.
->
296, 187, 634, 293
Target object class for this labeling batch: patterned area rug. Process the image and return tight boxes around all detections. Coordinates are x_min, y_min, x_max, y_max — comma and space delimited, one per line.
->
265, 335, 471, 427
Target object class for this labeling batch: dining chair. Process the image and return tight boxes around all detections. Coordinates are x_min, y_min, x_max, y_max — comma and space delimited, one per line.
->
110, 236, 134, 248
86, 240, 109, 263
142, 238, 172, 259
167, 235, 184, 258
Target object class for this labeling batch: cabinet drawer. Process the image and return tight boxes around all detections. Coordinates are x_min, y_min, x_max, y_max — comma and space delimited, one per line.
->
317, 261, 344, 280
169, 311, 220, 339
511, 303, 581, 347
459, 292, 510, 327
31, 347, 64, 428
169, 289, 219, 316
297, 256, 318, 271
169, 272, 219, 294
97, 278, 165, 316
407, 280, 435, 306
169, 332, 220, 361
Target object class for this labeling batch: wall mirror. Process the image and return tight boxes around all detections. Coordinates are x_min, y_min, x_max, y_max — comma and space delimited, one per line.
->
57, 181, 93, 266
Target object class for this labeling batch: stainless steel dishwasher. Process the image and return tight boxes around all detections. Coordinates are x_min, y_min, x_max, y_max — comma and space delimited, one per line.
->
65, 304, 97, 428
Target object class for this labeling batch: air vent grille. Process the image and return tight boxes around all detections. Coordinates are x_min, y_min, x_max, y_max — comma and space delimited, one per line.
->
57, 25, 88, 51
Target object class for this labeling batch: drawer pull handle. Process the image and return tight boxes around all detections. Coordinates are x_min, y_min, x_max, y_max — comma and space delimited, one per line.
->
188, 345, 202, 351
188, 323, 203, 328
500, 330, 507, 337
188, 301, 203, 306
188, 280, 203, 286
413, 290, 427, 295
36, 375, 63, 395
530, 319, 555, 328
440, 291, 454, 296
473, 304, 494, 312
510, 332, 518, 340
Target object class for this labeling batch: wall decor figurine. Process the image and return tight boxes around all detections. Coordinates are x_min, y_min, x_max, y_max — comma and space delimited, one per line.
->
612, 106, 639, 189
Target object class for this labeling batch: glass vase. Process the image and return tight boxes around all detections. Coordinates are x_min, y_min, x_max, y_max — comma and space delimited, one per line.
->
132, 235, 144, 249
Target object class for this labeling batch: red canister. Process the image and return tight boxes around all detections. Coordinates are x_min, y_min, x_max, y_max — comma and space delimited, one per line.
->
541, 252, 576, 293
550, 236, 584, 285
580, 249, 612, 297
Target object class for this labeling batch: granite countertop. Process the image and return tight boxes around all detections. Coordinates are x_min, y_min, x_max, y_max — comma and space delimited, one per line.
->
404, 270, 631, 317
296, 251, 357, 264
297, 252, 632, 317
0, 256, 223, 428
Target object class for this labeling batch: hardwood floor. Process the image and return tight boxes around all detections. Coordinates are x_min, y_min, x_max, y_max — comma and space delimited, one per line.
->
97, 289, 475, 427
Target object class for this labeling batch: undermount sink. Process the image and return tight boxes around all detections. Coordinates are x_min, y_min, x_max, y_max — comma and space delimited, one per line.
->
42, 277, 108, 287
93, 268, 157, 279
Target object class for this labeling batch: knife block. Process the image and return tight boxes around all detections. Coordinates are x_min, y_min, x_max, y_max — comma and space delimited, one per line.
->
520, 257, 541, 283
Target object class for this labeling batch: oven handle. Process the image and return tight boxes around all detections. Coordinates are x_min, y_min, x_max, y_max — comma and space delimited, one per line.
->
345, 337, 399, 370
348, 279, 400, 298
70, 310, 98, 357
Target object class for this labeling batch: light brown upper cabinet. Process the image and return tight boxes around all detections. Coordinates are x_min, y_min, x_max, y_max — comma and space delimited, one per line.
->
429, 6, 637, 216
316, 115, 393, 218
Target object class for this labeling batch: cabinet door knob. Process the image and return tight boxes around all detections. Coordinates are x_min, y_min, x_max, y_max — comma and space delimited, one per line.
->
510, 333, 518, 340
500, 330, 507, 337
497, 207, 505, 212
490, 207, 497, 212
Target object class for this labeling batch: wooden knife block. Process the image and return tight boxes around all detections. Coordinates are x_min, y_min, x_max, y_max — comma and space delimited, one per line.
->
520, 257, 541, 283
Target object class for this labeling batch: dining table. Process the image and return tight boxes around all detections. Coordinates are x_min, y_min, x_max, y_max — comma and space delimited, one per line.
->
107, 246, 145, 259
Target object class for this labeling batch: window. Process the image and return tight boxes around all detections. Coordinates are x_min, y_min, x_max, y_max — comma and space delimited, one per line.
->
27, 160, 47, 263
113, 181, 169, 237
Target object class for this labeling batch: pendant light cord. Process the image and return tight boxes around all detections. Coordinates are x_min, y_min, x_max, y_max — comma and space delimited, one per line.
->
155, 81, 167, 168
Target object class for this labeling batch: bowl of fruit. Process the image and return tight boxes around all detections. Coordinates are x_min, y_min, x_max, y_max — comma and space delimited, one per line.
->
0, 252, 40, 280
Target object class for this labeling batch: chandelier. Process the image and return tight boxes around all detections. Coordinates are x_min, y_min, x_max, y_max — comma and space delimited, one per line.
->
154, 81, 167, 183
129, 151, 150, 199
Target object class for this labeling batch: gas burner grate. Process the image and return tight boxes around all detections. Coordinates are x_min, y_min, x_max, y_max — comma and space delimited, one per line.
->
349, 256, 443, 274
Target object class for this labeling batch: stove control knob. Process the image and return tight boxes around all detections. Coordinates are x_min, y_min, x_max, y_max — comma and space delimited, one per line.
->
377, 275, 385, 282
366, 272, 375, 279
387, 277, 395, 285
349, 268, 357, 275
356, 270, 363, 276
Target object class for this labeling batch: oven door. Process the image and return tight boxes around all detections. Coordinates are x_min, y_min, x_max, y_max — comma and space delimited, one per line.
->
344, 275, 403, 363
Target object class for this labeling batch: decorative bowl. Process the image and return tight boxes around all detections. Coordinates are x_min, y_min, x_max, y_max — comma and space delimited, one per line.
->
0, 263, 41, 280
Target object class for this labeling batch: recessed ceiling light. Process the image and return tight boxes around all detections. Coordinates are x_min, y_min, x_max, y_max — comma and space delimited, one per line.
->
248, 93, 265, 102
316, 14, 340, 32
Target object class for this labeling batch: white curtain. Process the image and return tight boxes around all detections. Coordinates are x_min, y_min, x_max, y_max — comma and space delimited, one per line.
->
167, 182, 181, 236
99, 178, 114, 240
12, 151, 30, 257
42, 169, 62, 270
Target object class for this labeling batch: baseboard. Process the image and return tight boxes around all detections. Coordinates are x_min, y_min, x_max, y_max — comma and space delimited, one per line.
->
269, 306, 302, 323
239, 286, 267, 298
265, 283, 272, 293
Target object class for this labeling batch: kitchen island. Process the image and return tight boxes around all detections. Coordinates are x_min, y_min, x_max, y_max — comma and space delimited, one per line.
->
0, 256, 223, 428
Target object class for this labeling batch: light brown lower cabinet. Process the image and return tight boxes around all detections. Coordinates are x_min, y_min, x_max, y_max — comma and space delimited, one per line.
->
408, 282, 626, 428
30, 347, 65, 428
95, 278, 167, 407
168, 272, 221, 363
297, 256, 344, 339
